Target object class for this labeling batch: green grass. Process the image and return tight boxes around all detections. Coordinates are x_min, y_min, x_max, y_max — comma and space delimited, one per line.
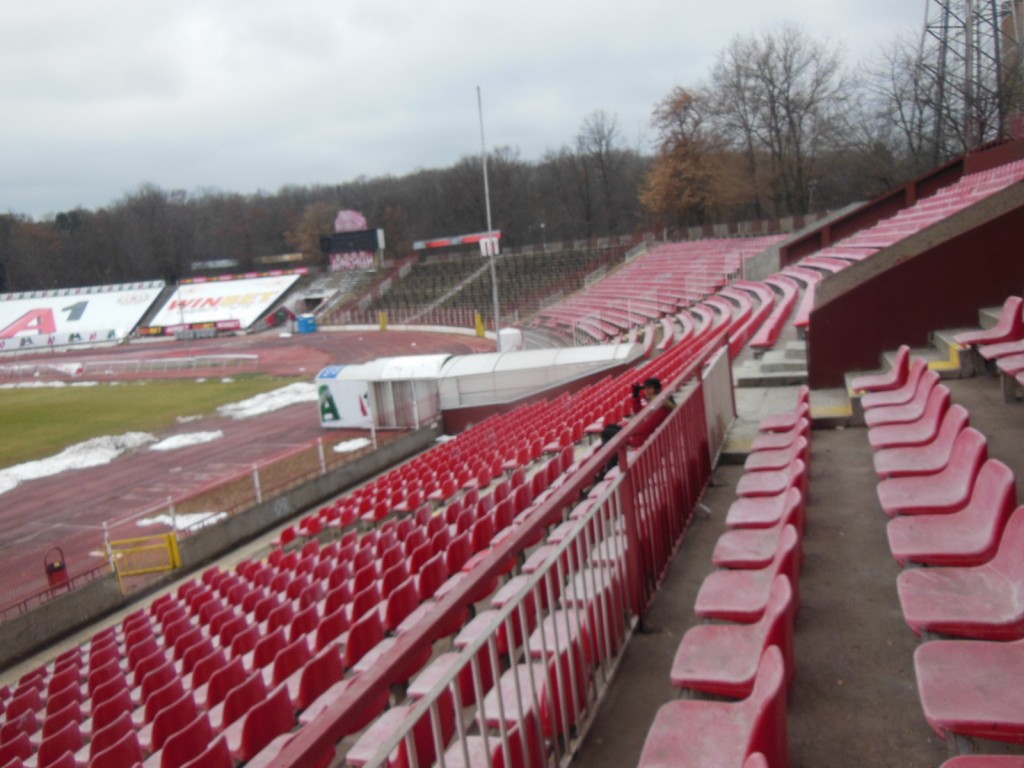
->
0, 375, 305, 470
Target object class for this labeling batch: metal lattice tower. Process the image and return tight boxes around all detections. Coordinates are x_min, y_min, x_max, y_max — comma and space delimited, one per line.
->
922, 0, 1024, 154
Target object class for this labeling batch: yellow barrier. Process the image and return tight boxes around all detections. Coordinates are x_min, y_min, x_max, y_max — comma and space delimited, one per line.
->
109, 533, 181, 592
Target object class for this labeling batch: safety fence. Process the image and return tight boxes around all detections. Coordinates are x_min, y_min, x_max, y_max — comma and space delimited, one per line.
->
0, 434, 385, 621
0, 354, 260, 379
108, 533, 182, 591
267, 340, 732, 767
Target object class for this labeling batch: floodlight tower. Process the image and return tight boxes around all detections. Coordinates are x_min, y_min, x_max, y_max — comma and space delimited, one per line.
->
923, 0, 1024, 153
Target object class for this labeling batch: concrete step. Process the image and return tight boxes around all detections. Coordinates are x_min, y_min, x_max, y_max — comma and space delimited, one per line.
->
760, 349, 808, 373
783, 341, 807, 361
733, 362, 808, 388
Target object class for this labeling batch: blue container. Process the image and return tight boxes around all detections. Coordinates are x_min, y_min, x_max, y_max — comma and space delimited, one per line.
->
297, 314, 317, 334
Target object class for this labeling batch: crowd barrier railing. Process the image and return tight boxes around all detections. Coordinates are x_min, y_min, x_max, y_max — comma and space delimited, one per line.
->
267, 339, 733, 768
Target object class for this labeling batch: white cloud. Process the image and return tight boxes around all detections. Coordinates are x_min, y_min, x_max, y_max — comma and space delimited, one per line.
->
0, 0, 926, 217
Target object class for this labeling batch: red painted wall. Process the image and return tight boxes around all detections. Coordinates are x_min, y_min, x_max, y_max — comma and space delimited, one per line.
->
807, 203, 1024, 387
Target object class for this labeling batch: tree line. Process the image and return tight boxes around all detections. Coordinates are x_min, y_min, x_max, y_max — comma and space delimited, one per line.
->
2, 19, 1016, 293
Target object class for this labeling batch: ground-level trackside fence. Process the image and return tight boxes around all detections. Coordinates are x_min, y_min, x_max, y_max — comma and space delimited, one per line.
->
108, 533, 181, 592
267, 339, 733, 768
0, 354, 260, 379
0, 434, 385, 623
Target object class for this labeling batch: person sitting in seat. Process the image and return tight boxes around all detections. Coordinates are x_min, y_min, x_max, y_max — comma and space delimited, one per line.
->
628, 376, 675, 448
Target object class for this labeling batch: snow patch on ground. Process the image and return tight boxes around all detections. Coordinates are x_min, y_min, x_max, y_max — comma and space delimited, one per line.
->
0, 432, 155, 496
217, 382, 318, 419
333, 437, 372, 453
149, 431, 224, 452
137, 511, 228, 531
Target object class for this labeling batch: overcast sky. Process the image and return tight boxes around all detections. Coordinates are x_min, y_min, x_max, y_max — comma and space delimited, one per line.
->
1, 1, 924, 219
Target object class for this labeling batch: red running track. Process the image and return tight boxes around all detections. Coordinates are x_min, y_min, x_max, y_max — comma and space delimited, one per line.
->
0, 329, 495, 611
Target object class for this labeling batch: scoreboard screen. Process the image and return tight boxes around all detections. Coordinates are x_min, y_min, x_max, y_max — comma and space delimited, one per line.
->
319, 229, 385, 255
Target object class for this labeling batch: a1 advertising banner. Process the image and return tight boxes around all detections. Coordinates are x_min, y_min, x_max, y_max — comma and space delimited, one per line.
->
0, 283, 165, 350
148, 274, 302, 330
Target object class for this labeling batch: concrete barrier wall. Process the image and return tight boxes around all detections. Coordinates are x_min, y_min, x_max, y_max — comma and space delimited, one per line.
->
0, 425, 440, 672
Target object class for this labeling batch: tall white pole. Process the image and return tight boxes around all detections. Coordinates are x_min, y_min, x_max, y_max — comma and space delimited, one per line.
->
477, 86, 501, 346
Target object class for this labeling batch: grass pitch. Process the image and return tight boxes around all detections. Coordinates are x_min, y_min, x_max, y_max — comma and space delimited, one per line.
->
0, 375, 305, 470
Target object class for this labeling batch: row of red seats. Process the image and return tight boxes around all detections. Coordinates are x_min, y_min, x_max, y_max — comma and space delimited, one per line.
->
536, 237, 783, 342
953, 295, 1024, 398
855, 351, 1024, 765
790, 161, 1024, 335
0, 447, 589, 768
343, 465, 632, 768
636, 386, 810, 768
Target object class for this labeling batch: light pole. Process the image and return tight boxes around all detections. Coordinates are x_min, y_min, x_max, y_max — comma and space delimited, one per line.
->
477, 86, 500, 346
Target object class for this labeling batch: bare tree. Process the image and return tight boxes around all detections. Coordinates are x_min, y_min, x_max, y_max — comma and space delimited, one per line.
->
709, 24, 852, 216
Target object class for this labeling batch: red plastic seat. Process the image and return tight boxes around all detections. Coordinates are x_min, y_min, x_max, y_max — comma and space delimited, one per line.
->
295, 646, 345, 710
897, 505, 1024, 640
42, 699, 83, 740
694, 526, 800, 622
408, 651, 492, 710
383, 578, 421, 633
189, 647, 226, 690
438, 718, 545, 768
637, 646, 788, 768
266, 601, 296, 635
748, 418, 808, 451
200, 655, 246, 710
876, 428, 987, 517
343, 609, 385, 669
251, 626, 288, 671
863, 373, 942, 428
269, 636, 312, 688
867, 391, 956, 451
224, 684, 295, 763
850, 346, 910, 393
35, 719, 82, 768
713, 498, 804, 569
85, 710, 134, 764
860, 357, 928, 410
417, 553, 448, 600
4, 687, 42, 722
289, 603, 321, 642
87, 726, 144, 768
219, 671, 267, 730
735, 459, 807, 499
346, 691, 455, 768
940, 759, 1024, 767
953, 295, 1024, 347
886, 461, 1016, 567
157, 712, 213, 768
0, 733, 32, 766
671, 575, 795, 698
87, 686, 132, 735
138, 675, 185, 725
145, 689, 198, 752
915, 635, 1024, 746
181, 637, 216, 677
350, 582, 383, 624
315, 604, 350, 652
873, 404, 970, 479
743, 436, 809, 473
179, 735, 233, 768
725, 487, 804, 530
